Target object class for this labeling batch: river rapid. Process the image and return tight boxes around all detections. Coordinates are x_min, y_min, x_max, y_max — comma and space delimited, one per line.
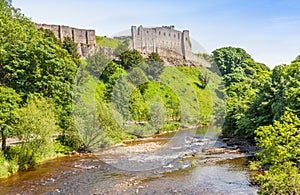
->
0, 128, 258, 195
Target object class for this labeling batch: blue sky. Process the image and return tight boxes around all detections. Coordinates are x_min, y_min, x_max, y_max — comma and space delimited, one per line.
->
13, 0, 300, 68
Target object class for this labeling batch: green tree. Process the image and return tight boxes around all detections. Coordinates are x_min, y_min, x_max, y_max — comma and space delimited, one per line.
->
62, 36, 81, 66
211, 47, 270, 138
15, 97, 58, 170
244, 59, 300, 136
255, 111, 300, 165
0, 4, 79, 150
86, 52, 111, 78
149, 98, 167, 131
197, 71, 209, 89
254, 112, 300, 194
126, 67, 148, 86
129, 89, 149, 121
212, 47, 252, 76
119, 49, 144, 69
62, 37, 80, 59
0, 87, 21, 152
113, 40, 129, 56
39, 28, 62, 46
111, 75, 134, 120
145, 52, 165, 80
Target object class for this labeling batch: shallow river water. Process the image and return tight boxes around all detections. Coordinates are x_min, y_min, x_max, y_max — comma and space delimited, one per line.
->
0, 128, 258, 195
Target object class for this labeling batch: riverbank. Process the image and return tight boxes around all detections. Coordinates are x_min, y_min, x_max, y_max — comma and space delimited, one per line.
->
222, 137, 260, 154
1, 127, 260, 180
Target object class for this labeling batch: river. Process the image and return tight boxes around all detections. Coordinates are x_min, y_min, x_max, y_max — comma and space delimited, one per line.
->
0, 128, 258, 194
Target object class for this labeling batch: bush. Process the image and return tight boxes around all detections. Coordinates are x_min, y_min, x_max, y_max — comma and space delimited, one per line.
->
255, 111, 300, 165
254, 112, 300, 194
0, 151, 9, 178
255, 162, 300, 195
124, 123, 156, 136
15, 97, 58, 170
159, 121, 180, 132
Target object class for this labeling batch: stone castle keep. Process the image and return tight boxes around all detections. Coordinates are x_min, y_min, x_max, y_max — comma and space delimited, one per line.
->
117, 25, 208, 66
131, 25, 191, 60
35, 23, 98, 57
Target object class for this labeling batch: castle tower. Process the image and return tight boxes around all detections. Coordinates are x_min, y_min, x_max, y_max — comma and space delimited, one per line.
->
131, 26, 137, 50
181, 30, 191, 60
138, 25, 144, 54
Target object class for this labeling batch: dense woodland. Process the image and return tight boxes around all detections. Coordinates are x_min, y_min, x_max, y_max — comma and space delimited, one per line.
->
212, 47, 300, 194
0, 0, 300, 194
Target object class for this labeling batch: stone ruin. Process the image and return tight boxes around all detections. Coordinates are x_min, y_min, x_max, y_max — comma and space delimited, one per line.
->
35, 23, 99, 58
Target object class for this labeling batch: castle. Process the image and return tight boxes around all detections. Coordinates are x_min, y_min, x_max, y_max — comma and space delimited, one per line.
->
131, 25, 191, 60
35, 23, 208, 66
116, 25, 208, 66
35, 23, 98, 58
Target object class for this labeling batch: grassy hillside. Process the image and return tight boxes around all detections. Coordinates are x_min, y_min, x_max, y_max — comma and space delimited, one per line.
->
96, 36, 125, 49
161, 66, 223, 124
76, 50, 224, 145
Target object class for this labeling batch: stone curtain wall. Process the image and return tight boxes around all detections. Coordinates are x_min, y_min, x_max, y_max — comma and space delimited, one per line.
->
35, 23, 98, 58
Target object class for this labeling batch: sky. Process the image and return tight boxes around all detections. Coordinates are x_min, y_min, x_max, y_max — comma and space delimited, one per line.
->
13, 0, 300, 68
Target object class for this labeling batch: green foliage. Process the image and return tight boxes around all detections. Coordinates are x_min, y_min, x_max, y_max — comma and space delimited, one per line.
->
0, 5, 79, 151
39, 28, 62, 46
0, 11, 77, 102
100, 61, 121, 83
253, 62, 300, 127
211, 47, 271, 138
14, 97, 58, 170
255, 111, 300, 165
113, 40, 129, 56
149, 97, 167, 130
62, 37, 80, 59
165, 66, 223, 124
144, 52, 165, 80
253, 111, 300, 194
197, 72, 209, 89
212, 47, 300, 193
124, 123, 156, 137
86, 52, 111, 78
0, 150, 9, 178
119, 49, 144, 69
129, 88, 149, 121
126, 67, 149, 86
255, 162, 300, 195
0, 86, 21, 152
212, 47, 253, 76
111, 75, 134, 120
56, 116, 83, 151
78, 50, 223, 146
135, 81, 180, 120
159, 121, 180, 132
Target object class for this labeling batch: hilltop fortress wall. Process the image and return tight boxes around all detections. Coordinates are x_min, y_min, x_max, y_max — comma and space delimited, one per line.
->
35, 23, 98, 58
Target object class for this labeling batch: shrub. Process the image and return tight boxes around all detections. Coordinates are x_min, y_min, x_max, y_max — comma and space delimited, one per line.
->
255, 162, 300, 195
